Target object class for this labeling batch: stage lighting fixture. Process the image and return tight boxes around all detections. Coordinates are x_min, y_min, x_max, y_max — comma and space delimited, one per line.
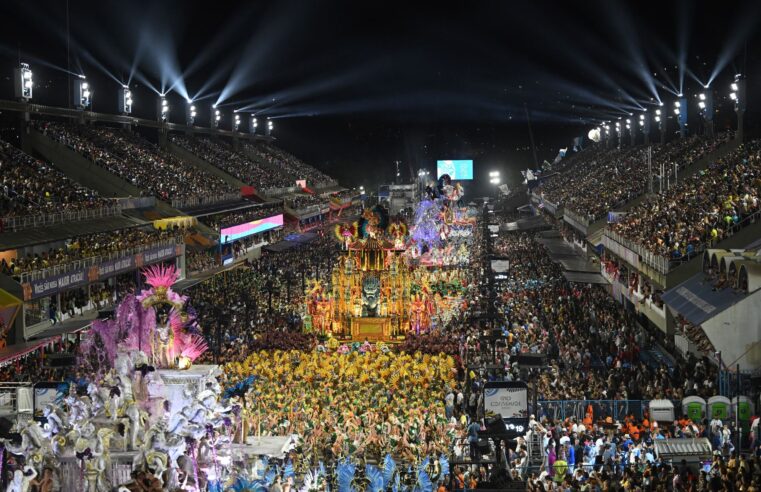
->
186, 103, 196, 126
157, 94, 169, 122
250, 116, 258, 134
488, 171, 500, 177
729, 92, 737, 101
234, 114, 241, 131
119, 85, 132, 114
14, 62, 33, 100
698, 93, 706, 101
731, 82, 739, 92
266, 118, 273, 136
211, 105, 221, 128
73, 76, 92, 110
698, 101, 706, 109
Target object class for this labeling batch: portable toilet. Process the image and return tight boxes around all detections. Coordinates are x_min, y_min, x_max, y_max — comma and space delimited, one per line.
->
682, 396, 707, 422
649, 399, 675, 423
731, 396, 755, 435
707, 396, 731, 420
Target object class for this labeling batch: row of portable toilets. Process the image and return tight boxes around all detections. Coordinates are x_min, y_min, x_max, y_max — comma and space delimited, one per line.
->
650, 396, 756, 430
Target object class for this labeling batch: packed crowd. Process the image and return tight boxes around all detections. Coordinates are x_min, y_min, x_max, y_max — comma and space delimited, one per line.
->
35, 122, 234, 202
0, 138, 111, 221
612, 138, 761, 259
285, 194, 327, 210
487, 231, 717, 402
539, 134, 730, 222
170, 135, 294, 192
1, 226, 184, 276
244, 142, 332, 185
189, 231, 337, 364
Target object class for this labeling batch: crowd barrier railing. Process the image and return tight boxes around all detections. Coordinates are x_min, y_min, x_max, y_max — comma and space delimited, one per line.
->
537, 399, 678, 423
1, 205, 123, 232
171, 192, 241, 210
16, 238, 183, 284
604, 207, 761, 275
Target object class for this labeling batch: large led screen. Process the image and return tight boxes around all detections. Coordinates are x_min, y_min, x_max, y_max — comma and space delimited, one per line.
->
436, 160, 474, 180
220, 214, 284, 244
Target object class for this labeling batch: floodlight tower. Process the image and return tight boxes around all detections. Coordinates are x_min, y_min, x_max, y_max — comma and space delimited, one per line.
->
186, 101, 196, 126
211, 105, 221, 129
674, 95, 687, 138
654, 106, 665, 144
234, 113, 241, 132
615, 120, 622, 149
266, 118, 273, 136
639, 111, 651, 145
730, 74, 746, 141
697, 89, 714, 138
626, 117, 634, 146
157, 94, 169, 122
118, 85, 133, 114
72, 75, 92, 110
250, 116, 258, 135
14, 63, 33, 101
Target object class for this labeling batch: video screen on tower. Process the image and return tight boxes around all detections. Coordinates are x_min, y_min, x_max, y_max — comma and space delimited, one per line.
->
436, 160, 473, 180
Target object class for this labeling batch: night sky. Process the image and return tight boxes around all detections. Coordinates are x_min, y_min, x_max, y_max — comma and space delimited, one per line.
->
1, 0, 760, 195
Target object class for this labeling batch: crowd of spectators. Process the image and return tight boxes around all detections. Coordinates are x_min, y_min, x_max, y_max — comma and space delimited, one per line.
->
190, 231, 337, 364
171, 135, 293, 192
244, 142, 332, 185
611, 139, 761, 259
35, 122, 234, 202
285, 193, 327, 210
474, 231, 717, 403
1, 226, 184, 276
539, 134, 731, 222
0, 138, 112, 221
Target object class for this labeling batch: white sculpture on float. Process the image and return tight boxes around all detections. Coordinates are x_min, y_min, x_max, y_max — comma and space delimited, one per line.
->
0, 265, 249, 491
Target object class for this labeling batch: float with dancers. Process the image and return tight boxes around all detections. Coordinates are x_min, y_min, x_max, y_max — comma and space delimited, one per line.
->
1, 264, 294, 492
302, 173, 474, 339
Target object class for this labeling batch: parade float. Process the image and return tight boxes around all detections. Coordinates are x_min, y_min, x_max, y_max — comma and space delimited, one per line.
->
304, 175, 475, 341
3, 265, 294, 492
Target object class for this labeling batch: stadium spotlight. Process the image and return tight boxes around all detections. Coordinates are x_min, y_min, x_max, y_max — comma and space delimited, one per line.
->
73, 75, 92, 110
488, 171, 500, 177
119, 85, 132, 114
186, 102, 196, 126
266, 118, 273, 136
250, 116, 258, 134
730, 74, 745, 141
211, 104, 221, 128
157, 94, 169, 122
234, 114, 241, 131
14, 62, 33, 100
674, 95, 687, 138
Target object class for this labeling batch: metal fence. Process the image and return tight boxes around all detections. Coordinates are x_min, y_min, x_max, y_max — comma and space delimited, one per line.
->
1, 205, 122, 232
17, 239, 183, 284
537, 399, 677, 422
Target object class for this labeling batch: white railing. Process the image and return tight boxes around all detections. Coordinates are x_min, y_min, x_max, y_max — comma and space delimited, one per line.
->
17, 239, 183, 284
171, 192, 240, 210
604, 208, 761, 275
1, 205, 122, 232
0, 383, 32, 415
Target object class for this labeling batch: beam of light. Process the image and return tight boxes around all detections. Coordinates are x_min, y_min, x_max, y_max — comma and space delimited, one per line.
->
190, 58, 237, 101
223, 51, 398, 113
75, 45, 126, 86
599, 1, 661, 104
0, 45, 82, 77
707, 2, 761, 87
216, 2, 318, 105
